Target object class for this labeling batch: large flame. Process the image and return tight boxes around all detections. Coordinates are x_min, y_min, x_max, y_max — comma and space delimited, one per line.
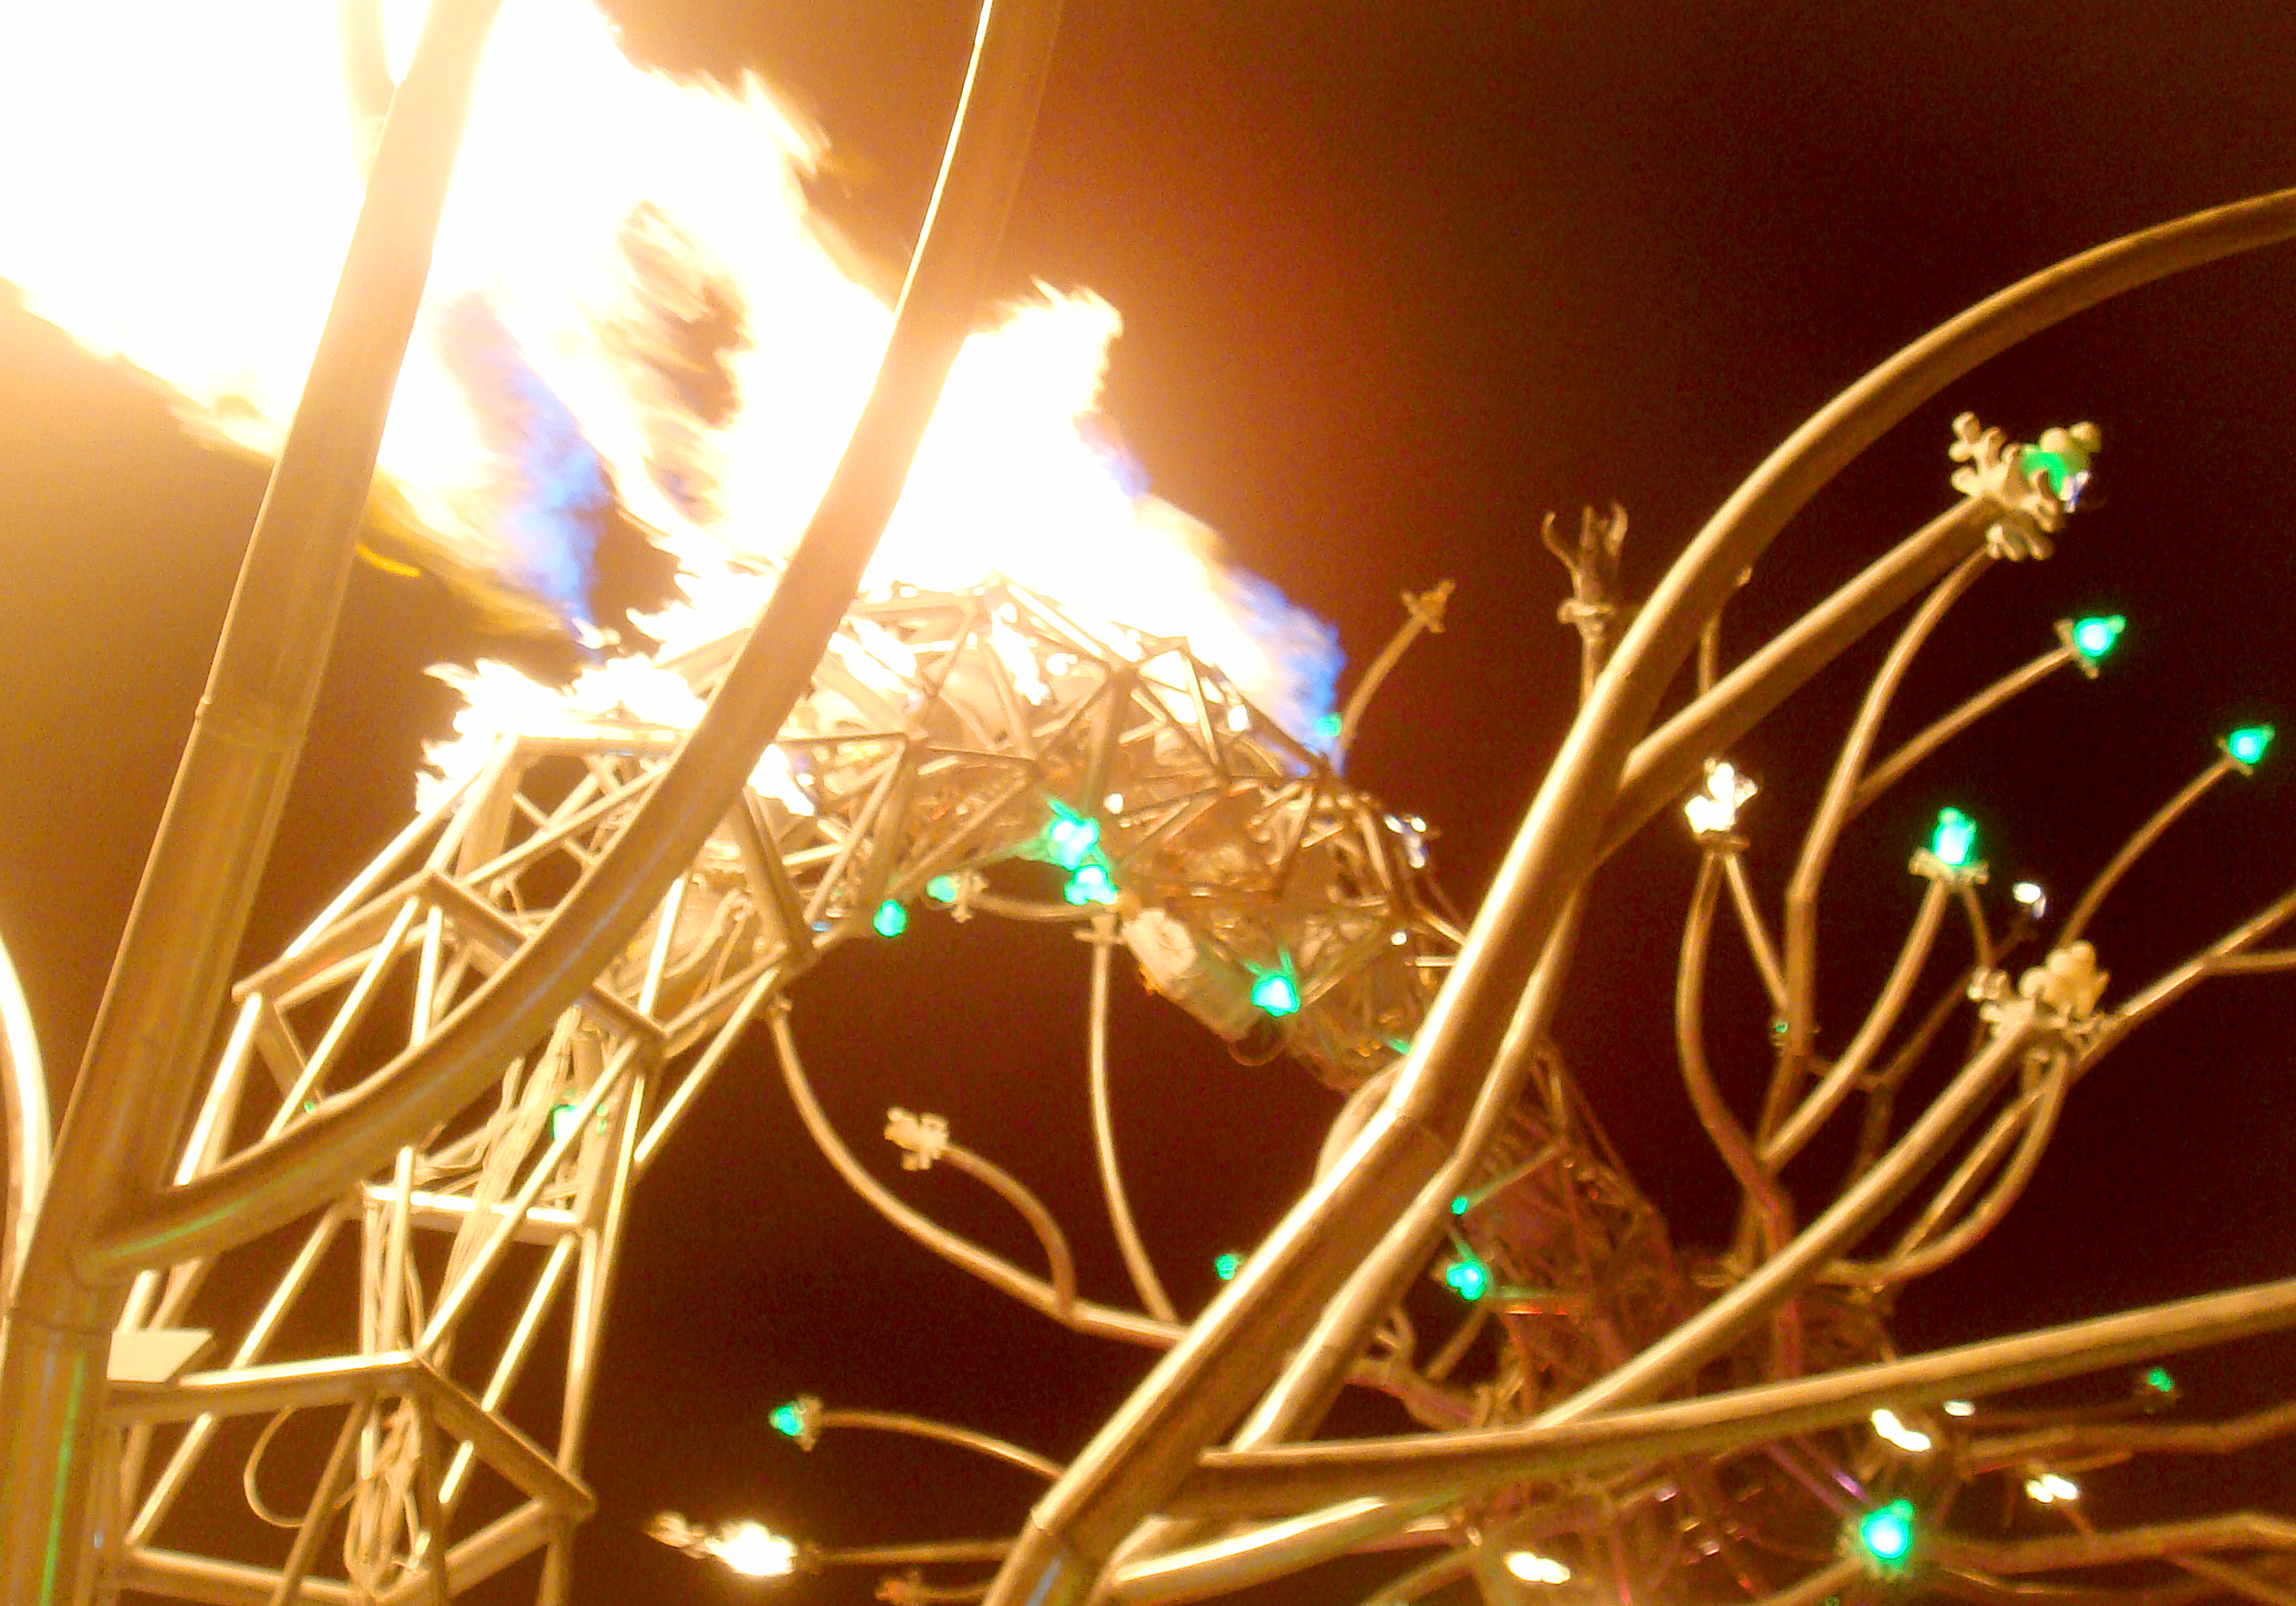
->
0, 0, 1340, 747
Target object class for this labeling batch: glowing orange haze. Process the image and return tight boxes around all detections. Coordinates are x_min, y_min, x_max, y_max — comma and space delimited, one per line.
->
0, 0, 1340, 779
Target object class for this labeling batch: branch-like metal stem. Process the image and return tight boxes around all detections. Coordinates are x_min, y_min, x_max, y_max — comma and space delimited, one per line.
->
769, 1007, 1178, 1349
938, 1144, 1081, 1319
1933, 1514, 2296, 1576
1166, 1260, 2296, 1517
1775, 552, 1988, 1140
1850, 642, 2081, 819
1678, 856, 1794, 1259
2057, 755, 2237, 948
1086, 921, 1177, 1324
1967, 1396, 2296, 1472
816, 1408, 1063, 1480
1330, 583, 1453, 769
1722, 854, 1789, 1015
1764, 875, 1952, 1171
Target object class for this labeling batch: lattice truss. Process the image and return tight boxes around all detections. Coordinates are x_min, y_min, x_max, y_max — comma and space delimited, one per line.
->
94, 576, 1463, 1602
96, 422, 2296, 1606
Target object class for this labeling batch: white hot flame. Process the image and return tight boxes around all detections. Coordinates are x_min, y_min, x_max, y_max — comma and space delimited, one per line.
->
0, 0, 1342, 766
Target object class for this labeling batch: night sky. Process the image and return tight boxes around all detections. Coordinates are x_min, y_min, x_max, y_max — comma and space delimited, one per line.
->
4, 2, 2296, 1601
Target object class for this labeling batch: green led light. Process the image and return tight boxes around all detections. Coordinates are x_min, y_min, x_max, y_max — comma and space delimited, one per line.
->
1853, 1499, 1915, 1569
2227, 724, 2275, 767
2143, 1365, 2176, 1394
1063, 860, 1118, 906
769, 1401, 806, 1439
1931, 808, 1977, 869
1314, 711, 1343, 746
2070, 614, 2124, 661
1045, 804, 1101, 870
1251, 970, 1301, 1017
550, 1103, 578, 1144
926, 874, 959, 904
873, 899, 908, 938
1214, 1252, 1242, 1282
1449, 1195, 1471, 1216
1444, 1257, 1488, 1301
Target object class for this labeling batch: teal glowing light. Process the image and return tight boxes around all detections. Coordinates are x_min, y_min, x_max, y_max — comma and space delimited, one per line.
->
1444, 1257, 1489, 1301
2070, 614, 2124, 661
1931, 808, 1977, 869
1045, 804, 1101, 870
550, 1103, 579, 1144
1857, 1501, 1914, 1562
1251, 970, 1301, 1017
2227, 724, 2275, 767
873, 899, 908, 938
926, 874, 959, 904
1853, 1500, 1915, 1570
1449, 1195, 1471, 1216
1063, 860, 1118, 905
769, 1401, 806, 1439
1314, 711, 1344, 747
1214, 1252, 1242, 1282
2143, 1365, 2176, 1395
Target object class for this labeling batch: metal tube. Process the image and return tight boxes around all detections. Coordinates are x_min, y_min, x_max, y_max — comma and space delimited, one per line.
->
2057, 755, 2235, 948
1087, 921, 1178, 1324
1763, 874, 1951, 1169
1849, 642, 2080, 819
1677, 856, 1793, 1260
1775, 553, 1987, 1137
1166, 1260, 2296, 1517
0, 4, 506, 1591
819, 1410, 1063, 1480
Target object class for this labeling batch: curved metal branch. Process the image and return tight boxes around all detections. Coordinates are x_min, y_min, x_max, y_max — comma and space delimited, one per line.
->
1086, 922, 1177, 1324
1330, 582, 1453, 769
1677, 855, 1793, 1256
816, 1408, 1064, 1481
1775, 551, 1989, 1136
1765, 875, 1952, 1171
936, 1143, 1081, 1319
2058, 755, 2237, 948
769, 1007, 1178, 1349
1850, 641, 2082, 819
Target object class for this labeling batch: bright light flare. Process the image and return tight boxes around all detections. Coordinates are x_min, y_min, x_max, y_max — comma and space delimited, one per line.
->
2025, 1472, 2080, 1505
1504, 1551, 1572, 1585
1869, 1408, 1931, 1454
1684, 760, 1757, 837
714, 1521, 799, 1577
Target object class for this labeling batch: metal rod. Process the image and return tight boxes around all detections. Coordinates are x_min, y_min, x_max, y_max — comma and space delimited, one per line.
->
0, 4, 507, 1589
1086, 920, 1178, 1324
1850, 642, 2080, 818
819, 1410, 1063, 1480
1167, 1262, 2296, 1516
2057, 755, 2235, 948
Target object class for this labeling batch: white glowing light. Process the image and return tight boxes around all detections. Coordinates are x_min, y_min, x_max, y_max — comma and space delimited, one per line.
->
1684, 761, 1757, 837
2025, 1472, 2080, 1505
1104, 793, 1124, 813
712, 1521, 798, 1576
1942, 1399, 1976, 1417
1504, 1551, 1573, 1585
1226, 702, 1253, 732
2012, 880, 2047, 917
1870, 1407, 1932, 1454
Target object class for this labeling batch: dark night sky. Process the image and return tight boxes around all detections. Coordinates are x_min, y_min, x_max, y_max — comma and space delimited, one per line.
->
3, 2, 2296, 1601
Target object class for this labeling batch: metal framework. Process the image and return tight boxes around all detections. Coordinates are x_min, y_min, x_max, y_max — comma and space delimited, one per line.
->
6, 3, 2296, 1604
